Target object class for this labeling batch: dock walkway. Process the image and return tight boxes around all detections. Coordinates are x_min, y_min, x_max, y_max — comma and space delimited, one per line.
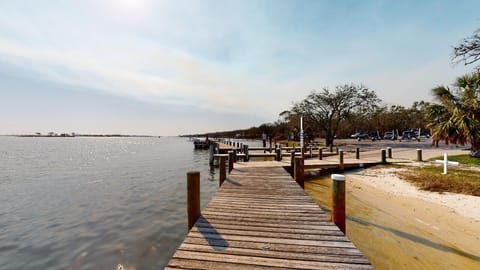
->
165, 166, 373, 269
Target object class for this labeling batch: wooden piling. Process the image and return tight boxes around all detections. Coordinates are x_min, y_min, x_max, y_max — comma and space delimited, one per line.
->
208, 144, 214, 166
387, 147, 392, 158
187, 171, 200, 231
290, 150, 295, 177
329, 144, 333, 153
219, 156, 226, 187
309, 145, 313, 158
228, 151, 234, 173
331, 174, 346, 234
339, 150, 344, 171
381, 149, 387, 163
336, 147, 339, 155
319, 148, 323, 160
294, 157, 304, 189
276, 147, 282, 161
355, 147, 360, 159
417, 149, 422, 161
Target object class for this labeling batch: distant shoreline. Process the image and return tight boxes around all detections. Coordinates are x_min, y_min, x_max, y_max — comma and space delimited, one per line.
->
2, 134, 161, 138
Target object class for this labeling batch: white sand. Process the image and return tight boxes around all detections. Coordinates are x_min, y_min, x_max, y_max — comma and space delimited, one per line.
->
348, 166, 480, 222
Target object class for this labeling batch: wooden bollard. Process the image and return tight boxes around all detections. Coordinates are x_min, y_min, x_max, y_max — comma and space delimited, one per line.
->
219, 156, 226, 186
309, 145, 313, 158
228, 151, 234, 173
187, 171, 200, 231
208, 144, 214, 166
331, 174, 346, 234
336, 147, 339, 155
276, 147, 282, 161
355, 147, 360, 159
381, 149, 387, 163
417, 149, 422, 161
245, 145, 249, 161
294, 157, 304, 189
290, 150, 295, 177
318, 148, 323, 160
329, 144, 333, 153
233, 149, 237, 163
387, 147, 392, 158
339, 150, 344, 171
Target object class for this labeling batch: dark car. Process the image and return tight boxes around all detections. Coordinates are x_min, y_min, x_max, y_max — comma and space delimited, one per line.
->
384, 131, 397, 140
350, 132, 369, 141
399, 130, 419, 141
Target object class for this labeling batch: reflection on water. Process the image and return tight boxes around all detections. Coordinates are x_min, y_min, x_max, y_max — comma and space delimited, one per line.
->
305, 176, 480, 270
0, 137, 220, 269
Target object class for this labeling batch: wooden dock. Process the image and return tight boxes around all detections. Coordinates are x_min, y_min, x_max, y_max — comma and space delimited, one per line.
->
165, 165, 373, 269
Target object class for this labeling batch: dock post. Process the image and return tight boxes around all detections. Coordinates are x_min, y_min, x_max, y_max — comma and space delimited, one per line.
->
331, 174, 346, 234
417, 149, 422, 161
276, 147, 282, 161
381, 149, 387, 163
329, 144, 333, 153
339, 150, 344, 171
209, 144, 214, 166
294, 157, 304, 189
290, 150, 295, 177
387, 147, 392, 158
187, 171, 200, 231
355, 147, 360, 159
219, 156, 226, 186
233, 149, 237, 163
336, 147, 339, 155
309, 145, 313, 158
240, 143, 243, 153
245, 145, 249, 161
319, 148, 323, 160
228, 151, 234, 173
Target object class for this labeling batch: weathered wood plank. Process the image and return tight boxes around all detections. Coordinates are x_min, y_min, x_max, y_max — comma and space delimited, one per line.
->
165, 166, 373, 269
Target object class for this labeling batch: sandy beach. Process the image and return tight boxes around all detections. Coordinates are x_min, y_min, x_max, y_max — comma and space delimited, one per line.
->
306, 144, 480, 269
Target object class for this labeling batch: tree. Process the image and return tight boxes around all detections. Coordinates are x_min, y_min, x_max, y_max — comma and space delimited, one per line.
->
292, 84, 380, 146
453, 28, 480, 70
425, 72, 480, 156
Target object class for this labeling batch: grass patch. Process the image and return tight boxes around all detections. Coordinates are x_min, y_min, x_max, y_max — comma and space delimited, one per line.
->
396, 166, 480, 196
428, 154, 480, 166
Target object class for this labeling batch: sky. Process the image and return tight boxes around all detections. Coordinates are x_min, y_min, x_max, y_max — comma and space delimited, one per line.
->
0, 0, 479, 136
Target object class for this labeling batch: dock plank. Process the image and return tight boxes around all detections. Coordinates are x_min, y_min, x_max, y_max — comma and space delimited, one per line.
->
165, 166, 373, 269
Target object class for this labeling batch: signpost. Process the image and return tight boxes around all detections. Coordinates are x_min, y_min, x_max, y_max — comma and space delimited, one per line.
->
435, 153, 459, 174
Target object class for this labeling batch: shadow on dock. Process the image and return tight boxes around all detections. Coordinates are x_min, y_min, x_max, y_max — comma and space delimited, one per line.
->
196, 216, 229, 251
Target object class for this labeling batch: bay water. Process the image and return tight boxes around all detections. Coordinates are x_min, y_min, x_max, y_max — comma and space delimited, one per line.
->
0, 136, 227, 270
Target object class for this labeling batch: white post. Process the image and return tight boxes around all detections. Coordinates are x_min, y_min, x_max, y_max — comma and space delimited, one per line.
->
443, 153, 448, 174
300, 116, 304, 150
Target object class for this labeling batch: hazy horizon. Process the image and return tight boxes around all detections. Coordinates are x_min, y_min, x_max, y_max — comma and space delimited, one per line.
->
1, 0, 478, 136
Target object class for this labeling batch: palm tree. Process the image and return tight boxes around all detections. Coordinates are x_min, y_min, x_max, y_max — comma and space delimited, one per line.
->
425, 72, 480, 156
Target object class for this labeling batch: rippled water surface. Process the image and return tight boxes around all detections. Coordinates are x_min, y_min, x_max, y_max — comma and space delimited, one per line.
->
0, 136, 223, 270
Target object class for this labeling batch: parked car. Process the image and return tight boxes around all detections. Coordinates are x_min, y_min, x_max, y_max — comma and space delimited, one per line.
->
368, 131, 382, 141
399, 130, 419, 142
384, 131, 397, 140
350, 132, 369, 141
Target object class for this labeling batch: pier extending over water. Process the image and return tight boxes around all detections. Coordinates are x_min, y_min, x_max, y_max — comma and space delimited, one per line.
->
166, 140, 378, 269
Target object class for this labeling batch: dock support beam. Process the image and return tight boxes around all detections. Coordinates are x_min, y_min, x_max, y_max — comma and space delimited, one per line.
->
331, 174, 346, 234
294, 157, 304, 189
187, 171, 200, 231
219, 156, 226, 186
381, 149, 387, 163
339, 150, 344, 171
209, 144, 214, 166
228, 151, 234, 173
417, 149, 422, 161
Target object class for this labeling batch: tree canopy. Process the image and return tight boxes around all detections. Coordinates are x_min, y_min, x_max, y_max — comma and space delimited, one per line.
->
291, 84, 380, 145
425, 72, 480, 156
453, 28, 480, 70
